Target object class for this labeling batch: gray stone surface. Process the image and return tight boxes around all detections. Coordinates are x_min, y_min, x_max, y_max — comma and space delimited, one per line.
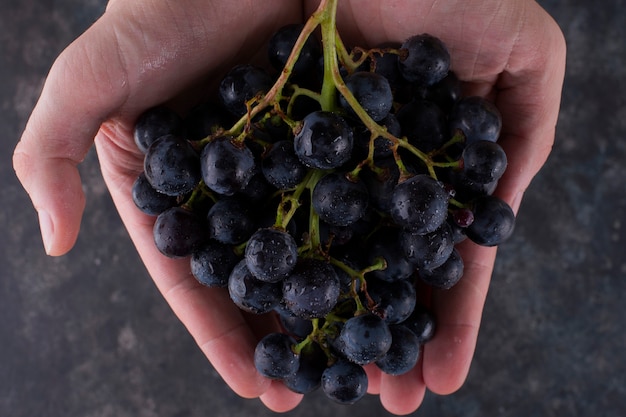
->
2, 0, 625, 416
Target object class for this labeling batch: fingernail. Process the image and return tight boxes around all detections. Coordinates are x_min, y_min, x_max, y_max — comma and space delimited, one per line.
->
37, 210, 54, 255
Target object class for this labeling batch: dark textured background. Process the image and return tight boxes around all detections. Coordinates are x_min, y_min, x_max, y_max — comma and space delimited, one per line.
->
2, 1, 625, 416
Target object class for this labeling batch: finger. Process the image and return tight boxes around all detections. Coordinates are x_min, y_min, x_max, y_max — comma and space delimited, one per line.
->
259, 381, 304, 412
379, 362, 426, 415
422, 240, 496, 394
364, 363, 382, 395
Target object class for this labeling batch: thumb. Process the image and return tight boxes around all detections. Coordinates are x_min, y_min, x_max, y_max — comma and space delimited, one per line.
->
13, 16, 130, 256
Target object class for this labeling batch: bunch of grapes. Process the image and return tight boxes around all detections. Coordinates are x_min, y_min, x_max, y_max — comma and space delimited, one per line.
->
131, 0, 514, 405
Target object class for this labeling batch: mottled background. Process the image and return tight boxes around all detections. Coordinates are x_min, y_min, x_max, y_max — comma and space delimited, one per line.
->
2, 0, 625, 416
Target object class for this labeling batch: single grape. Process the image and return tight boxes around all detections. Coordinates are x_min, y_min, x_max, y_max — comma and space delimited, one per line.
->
218, 64, 274, 117
261, 140, 308, 190
153, 207, 207, 258
416, 70, 462, 113
396, 98, 448, 153
254, 332, 299, 380
400, 222, 454, 270
366, 278, 417, 324
282, 259, 341, 319
268, 23, 321, 76
336, 313, 392, 365
466, 195, 516, 246
245, 228, 298, 283
131, 172, 178, 216
293, 111, 353, 170
278, 312, 314, 340
360, 158, 400, 215
283, 342, 327, 394
339, 71, 393, 122
190, 240, 239, 288
390, 174, 449, 234
398, 34, 450, 86
449, 96, 502, 143
321, 359, 368, 405
133, 106, 182, 154
206, 197, 257, 245
402, 304, 436, 344
228, 259, 282, 314
312, 172, 369, 227
366, 227, 416, 282
200, 136, 256, 196
182, 101, 231, 141
418, 247, 464, 289
461, 140, 508, 184
143, 134, 201, 197
375, 324, 420, 376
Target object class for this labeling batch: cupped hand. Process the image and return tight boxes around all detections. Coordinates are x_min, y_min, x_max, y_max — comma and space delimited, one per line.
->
13, 0, 565, 415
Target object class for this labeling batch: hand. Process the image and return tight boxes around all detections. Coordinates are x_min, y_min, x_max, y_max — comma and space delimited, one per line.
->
13, 0, 565, 415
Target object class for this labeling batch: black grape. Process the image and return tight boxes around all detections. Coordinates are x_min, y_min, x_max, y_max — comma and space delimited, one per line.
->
461, 139, 508, 184
143, 134, 201, 197
245, 228, 298, 283
293, 111, 353, 170
403, 304, 436, 344
200, 136, 256, 196
190, 240, 239, 288
133, 106, 182, 154
228, 260, 282, 314
268, 23, 321, 77
366, 227, 416, 282
336, 313, 392, 365
321, 359, 368, 405
218, 64, 274, 117
396, 99, 449, 153
206, 197, 257, 245
418, 247, 464, 289
398, 34, 450, 86
449, 96, 502, 143
400, 222, 454, 270
131, 172, 178, 216
366, 278, 417, 324
282, 259, 341, 319
466, 195, 516, 246
390, 174, 449, 234
254, 332, 299, 380
312, 172, 369, 227
339, 71, 393, 122
261, 140, 308, 190
283, 342, 327, 394
153, 207, 207, 258
375, 324, 420, 376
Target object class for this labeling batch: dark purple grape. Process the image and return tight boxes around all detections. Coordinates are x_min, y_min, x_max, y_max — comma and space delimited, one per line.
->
261, 140, 308, 190
206, 197, 257, 245
182, 101, 231, 141
466, 195, 515, 246
400, 222, 454, 270
200, 136, 256, 196
131, 172, 178, 216
278, 313, 314, 340
398, 34, 450, 86
245, 228, 298, 283
218, 64, 274, 117
321, 359, 368, 405
403, 304, 436, 344
190, 240, 239, 288
375, 324, 420, 376
396, 99, 448, 153
283, 342, 327, 394
418, 247, 464, 289
415, 71, 461, 113
228, 260, 282, 314
237, 172, 276, 202
339, 71, 393, 122
254, 332, 299, 380
268, 23, 321, 76
447, 168, 499, 201
312, 172, 369, 227
293, 111, 353, 170
461, 140, 508, 184
390, 174, 449, 234
449, 96, 502, 143
366, 227, 415, 282
366, 278, 416, 324
282, 259, 341, 319
143, 134, 201, 197
360, 158, 400, 214
336, 313, 392, 365
153, 207, 207, 258
133, 106, 182, 154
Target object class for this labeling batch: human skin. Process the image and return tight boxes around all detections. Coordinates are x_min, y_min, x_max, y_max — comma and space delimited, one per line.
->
13, 0, 566, 414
